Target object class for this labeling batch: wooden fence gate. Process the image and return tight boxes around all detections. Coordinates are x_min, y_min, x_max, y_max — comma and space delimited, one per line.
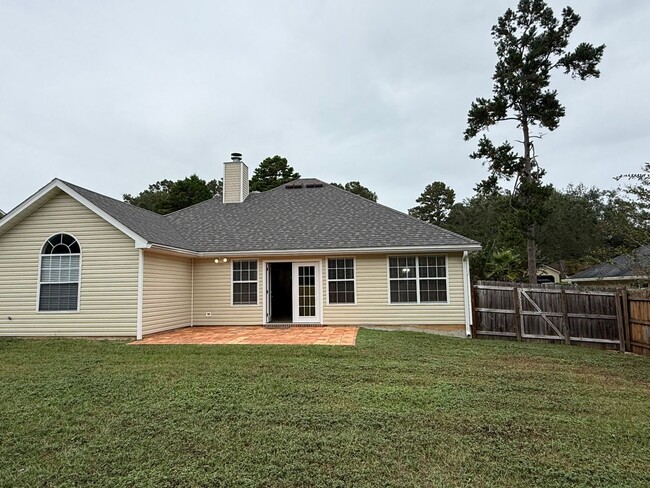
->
627, 291, 650, 355
471, 281, 636, 351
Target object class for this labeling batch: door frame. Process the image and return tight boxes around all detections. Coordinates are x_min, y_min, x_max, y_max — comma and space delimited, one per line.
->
262, 259, 323, 325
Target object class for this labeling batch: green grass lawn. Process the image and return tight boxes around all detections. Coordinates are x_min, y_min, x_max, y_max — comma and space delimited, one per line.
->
1, 330, 649, 487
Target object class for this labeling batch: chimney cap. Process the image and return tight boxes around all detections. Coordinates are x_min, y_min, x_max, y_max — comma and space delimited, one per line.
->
231, 152, 243, 161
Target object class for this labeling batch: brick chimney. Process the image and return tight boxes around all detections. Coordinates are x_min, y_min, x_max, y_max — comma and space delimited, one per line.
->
222, 152, 249, 204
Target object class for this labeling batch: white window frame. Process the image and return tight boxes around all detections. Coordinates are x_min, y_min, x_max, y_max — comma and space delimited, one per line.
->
231, 259, 259, 306
386, 255, 449, 305
36, 233, 82, 313
326, 257, 357, 305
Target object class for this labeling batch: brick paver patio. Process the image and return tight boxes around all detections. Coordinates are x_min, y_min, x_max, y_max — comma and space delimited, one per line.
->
131, 326, 358, 346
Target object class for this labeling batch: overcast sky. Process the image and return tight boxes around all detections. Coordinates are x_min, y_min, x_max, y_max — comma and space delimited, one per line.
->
1, 0, 648, 214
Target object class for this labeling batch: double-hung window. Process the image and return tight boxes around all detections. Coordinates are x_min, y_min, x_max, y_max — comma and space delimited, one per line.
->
388, 255, 447, 303
327, 258, 355, 304
39, 233, 81, 312
232, 260, 258, 305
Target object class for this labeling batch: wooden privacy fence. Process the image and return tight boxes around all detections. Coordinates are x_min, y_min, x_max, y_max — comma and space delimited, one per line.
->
471, 281, 650, 355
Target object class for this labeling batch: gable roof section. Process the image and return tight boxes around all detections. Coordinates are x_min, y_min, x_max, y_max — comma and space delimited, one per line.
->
166, 178, 480, 253
0, 179, 190, 250
569, 245, 650, 281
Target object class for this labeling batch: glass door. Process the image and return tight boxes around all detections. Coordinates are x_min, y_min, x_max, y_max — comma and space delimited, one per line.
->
292, 262, 320, 323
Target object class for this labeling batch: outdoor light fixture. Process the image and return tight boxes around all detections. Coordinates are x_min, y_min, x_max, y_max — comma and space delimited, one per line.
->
214, 258, 229, 264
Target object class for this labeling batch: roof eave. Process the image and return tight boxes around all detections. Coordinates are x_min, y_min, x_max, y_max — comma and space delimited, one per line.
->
566, 275, 649, 282
147, 243, 482, 257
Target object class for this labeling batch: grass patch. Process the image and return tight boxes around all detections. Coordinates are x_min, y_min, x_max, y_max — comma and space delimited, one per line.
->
1, 330, 649, 487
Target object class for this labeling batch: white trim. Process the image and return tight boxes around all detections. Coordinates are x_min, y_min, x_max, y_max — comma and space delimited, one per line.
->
386, 254, 450, 305
136, 249, 144, 340
36, 232, 82, 313
462, 251, 472, 337
0, 179, 149, 248
325, 256, 357, 305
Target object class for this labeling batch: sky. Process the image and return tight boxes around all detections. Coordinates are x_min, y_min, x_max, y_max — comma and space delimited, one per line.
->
1, 0, 649, 214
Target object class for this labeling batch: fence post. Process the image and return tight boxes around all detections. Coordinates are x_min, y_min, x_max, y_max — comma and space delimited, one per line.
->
471, 284, 479, 338
561, 289, 570, 345
614, 290, 625, 352
622, 289, 630, 352
513, 286, 522, 341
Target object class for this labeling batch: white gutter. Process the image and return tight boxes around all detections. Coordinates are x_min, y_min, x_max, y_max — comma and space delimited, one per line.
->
462, 251, 473, 337
136, 249, 144, 340
148, 243, 482, 258
566, 275, 648, 283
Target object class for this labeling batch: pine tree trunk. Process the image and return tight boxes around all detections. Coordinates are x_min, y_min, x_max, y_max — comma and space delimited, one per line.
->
527, 227, 537, 284
522, 120, 537, 284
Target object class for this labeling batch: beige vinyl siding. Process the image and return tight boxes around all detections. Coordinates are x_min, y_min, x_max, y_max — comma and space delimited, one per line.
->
190, 253, 467, 327
0, 191, 139, 336
142, 251, 192, 335
193, 257, 262, 325
322, 253, 466, 326
223, 162, 246, 204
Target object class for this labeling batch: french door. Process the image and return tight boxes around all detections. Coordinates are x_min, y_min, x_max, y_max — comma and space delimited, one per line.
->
292, 262, 320, 323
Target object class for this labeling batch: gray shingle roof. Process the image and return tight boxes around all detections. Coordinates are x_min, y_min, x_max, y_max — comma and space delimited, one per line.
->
165, 178, 479, 252
61, 180, 193, 250
55, 178, 479, 253
570, 245, 650, 280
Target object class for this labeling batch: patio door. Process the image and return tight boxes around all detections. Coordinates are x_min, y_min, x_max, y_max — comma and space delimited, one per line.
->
292, 262, 321, 323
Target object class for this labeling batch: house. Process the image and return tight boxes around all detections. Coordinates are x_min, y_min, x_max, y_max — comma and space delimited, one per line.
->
537, 263, 564, 284
567, 245, 650, 287
0, 153, 480, 339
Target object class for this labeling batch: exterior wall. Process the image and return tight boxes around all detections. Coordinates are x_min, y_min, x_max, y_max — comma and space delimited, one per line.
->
191, 252, 467, 327
193, 257, 263, 325
0, 191, 139, 336
323, 253, 466, 326
142, 251, 193, 335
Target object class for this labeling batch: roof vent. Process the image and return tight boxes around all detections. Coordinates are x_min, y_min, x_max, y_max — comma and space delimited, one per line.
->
231, 152, 242, 162
285, 183, 304, 189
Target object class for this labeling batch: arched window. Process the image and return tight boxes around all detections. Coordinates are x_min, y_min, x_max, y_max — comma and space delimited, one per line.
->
38, 233, 81, 312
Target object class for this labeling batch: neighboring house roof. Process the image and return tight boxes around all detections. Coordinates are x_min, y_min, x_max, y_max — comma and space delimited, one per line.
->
569, 246, 650, 281
0, 178, 481, 255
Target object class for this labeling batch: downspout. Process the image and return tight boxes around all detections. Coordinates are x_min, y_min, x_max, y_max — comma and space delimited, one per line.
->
136, 249, 144, 340
462, 251, 472, 337
190, 258, 194, 327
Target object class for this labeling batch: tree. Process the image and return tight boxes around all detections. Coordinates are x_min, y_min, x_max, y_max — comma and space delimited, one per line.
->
249, 156, 300, 192
463, 0, 605, 283
124, 174, 220, 214
408, 182, 455, 225
485, 249, 524, 282
615, 162, 650, 244
330, 181, 378, 202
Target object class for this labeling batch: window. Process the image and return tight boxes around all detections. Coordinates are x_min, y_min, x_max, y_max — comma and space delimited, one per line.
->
39, 233, 81, 312
232, 260, 257, 305
327, 258, 355, 304
388, 256, 447, 303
